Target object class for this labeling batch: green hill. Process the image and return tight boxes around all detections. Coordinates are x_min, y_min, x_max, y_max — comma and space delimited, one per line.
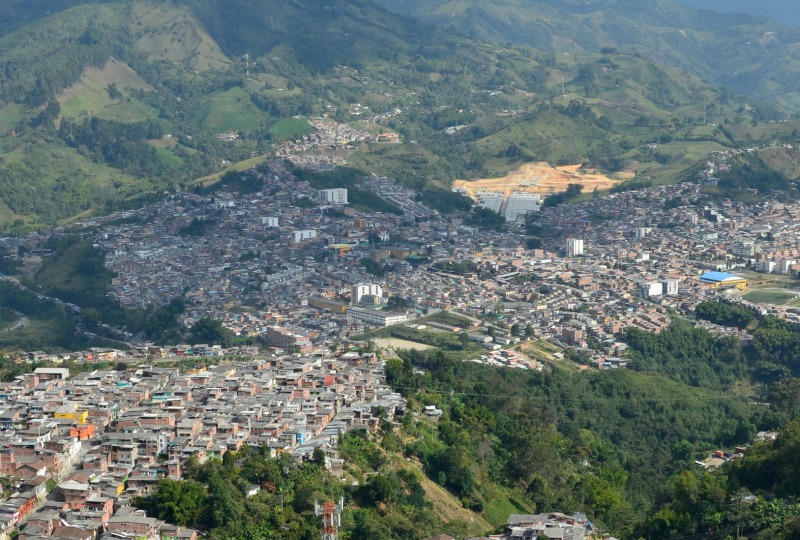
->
375, 0, 800, 113
0, 0, 781, 230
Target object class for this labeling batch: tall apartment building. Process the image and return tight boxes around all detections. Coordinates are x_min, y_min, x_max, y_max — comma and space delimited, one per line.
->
317, 188, 348, 205
352, 283, 383, 304
565, 238, 584, 257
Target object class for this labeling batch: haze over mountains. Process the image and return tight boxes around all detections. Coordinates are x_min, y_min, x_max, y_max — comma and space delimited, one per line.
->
679, 0, 800, 27
0, 0, 799, 231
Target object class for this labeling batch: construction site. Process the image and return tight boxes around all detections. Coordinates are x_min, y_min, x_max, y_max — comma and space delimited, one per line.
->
452, 162, 625, 199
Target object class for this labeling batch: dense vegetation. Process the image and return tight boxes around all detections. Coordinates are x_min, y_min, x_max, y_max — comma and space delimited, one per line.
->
695, 299, 757, 329
0, 0, 787, 230
385, 347, 763, 535
134, 436, 448, 540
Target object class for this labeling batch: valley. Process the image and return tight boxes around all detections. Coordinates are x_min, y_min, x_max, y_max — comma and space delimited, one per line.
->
0, 1, 800, 540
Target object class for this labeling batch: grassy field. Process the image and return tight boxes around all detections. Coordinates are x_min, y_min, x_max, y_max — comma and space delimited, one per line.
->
189, 154, 271, 187
131, 0, 231, 72
151, 145, 184, 168
0, 103, 25, 136
192, 86, 265, 134
743, 289, 800, 305
267, 117, 315, 140
58, 58, 158, 123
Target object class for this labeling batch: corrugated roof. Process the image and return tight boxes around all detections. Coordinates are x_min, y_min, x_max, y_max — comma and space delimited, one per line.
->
699, 271, 744, 282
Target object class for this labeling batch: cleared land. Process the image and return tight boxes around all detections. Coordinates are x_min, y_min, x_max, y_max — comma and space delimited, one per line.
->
374, 337, 433, 350
453, 162, 624, 199
192, 87, 265, 134
58, 57, 157, 122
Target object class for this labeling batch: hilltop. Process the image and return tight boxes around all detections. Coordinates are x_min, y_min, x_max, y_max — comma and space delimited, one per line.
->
0, 0, 787, 231
376, 0, 800, 111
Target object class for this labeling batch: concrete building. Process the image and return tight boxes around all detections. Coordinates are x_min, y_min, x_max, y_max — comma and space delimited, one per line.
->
641, 282, 664, 297
475, 192, 504, 214
292, 230, 317, 243
317, 188, 348, 205
731, 240, 755, 257
348, 307, 407, 327
503, 193, 541, 222
565, 238, 584, 257
261, 217, 279, 227
352, 283, 383, 304
562, 328, 583, 345
264, 326, 312, 352
662, 279, 679, 296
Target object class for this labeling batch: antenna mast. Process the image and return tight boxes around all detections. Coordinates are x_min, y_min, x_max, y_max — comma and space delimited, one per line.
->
315, 498, 344, 540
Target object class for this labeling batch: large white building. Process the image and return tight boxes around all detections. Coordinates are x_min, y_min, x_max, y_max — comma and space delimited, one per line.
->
292, 230, 317, 243
730, 240, 755, 257
503, 192, 541, 222
352, 283, 383, 304
641, 282, 664, 297
475, 191, 541, 222
261, 217, 279, 227
317, 188, 348, 205
348, 306, 407, 327
475, 192, 504, 214
565, 238, 584, 257
662, 279, 679, 296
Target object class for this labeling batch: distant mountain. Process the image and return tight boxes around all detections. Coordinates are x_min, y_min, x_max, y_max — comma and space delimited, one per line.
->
0, 0, 781, 230
678, 0, 800, 28
374, 0, 800, 109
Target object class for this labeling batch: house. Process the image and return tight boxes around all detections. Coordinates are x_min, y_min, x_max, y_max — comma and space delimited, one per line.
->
60, 480, 90, 510
106, 514, 159, 538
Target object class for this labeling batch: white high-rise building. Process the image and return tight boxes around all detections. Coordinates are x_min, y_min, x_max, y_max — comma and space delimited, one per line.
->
317, 188, 348, 205
566, 238, 584, 257
352, 283, 383, 304
261, 217, 279, 227
641, 282, 664, 297
292, 230, 318, 243
662, 279, 679, 296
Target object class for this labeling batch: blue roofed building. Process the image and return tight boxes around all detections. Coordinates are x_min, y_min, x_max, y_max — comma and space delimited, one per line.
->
699, 271, 747, 290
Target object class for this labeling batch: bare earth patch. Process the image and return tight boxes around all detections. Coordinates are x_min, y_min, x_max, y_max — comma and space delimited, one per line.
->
453, 162, 627, 199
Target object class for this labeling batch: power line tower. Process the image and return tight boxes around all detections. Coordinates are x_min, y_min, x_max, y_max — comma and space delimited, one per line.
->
314, 498, 344, 540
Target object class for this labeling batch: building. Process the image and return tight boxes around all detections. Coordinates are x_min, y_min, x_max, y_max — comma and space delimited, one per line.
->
348, 307, 407, 327
641, 281, 664, 297
264, 326, 312, 352
662, 279, 679, 296
352, 283, 383, 304
475, 192, 504, 214
261, 217, 279, 227
731, 240, 755, 257
292, 230, 317, 243
635, 227, 653, 239
565, 238, 584, 257
307, 297, 348, 315
317, 188, 348, 205
503, 193, 541, 222
562, 327, 583, 345
33, 368, 70, 381
699, 271, 747, 290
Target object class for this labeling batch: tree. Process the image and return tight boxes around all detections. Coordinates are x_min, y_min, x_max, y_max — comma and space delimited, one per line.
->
387, 296, 409, 310
133, 479, 206, 527
190, 317, 233, 347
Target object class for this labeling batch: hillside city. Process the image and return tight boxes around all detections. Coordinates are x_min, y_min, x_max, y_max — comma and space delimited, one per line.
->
0, 136, 797, 538
5, 0, 800, 538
